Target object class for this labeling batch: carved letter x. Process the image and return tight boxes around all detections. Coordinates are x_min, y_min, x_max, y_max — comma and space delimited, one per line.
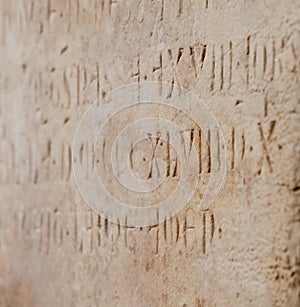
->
257, 120, 276, 173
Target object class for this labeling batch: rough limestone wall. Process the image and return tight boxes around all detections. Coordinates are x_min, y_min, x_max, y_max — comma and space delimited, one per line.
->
0, 0, 299, 306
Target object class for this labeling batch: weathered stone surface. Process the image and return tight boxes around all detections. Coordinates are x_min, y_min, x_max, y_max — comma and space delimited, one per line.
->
0, 1, 299, 306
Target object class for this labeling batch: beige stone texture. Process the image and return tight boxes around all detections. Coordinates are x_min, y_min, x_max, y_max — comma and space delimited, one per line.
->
0, 0, 299, 306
